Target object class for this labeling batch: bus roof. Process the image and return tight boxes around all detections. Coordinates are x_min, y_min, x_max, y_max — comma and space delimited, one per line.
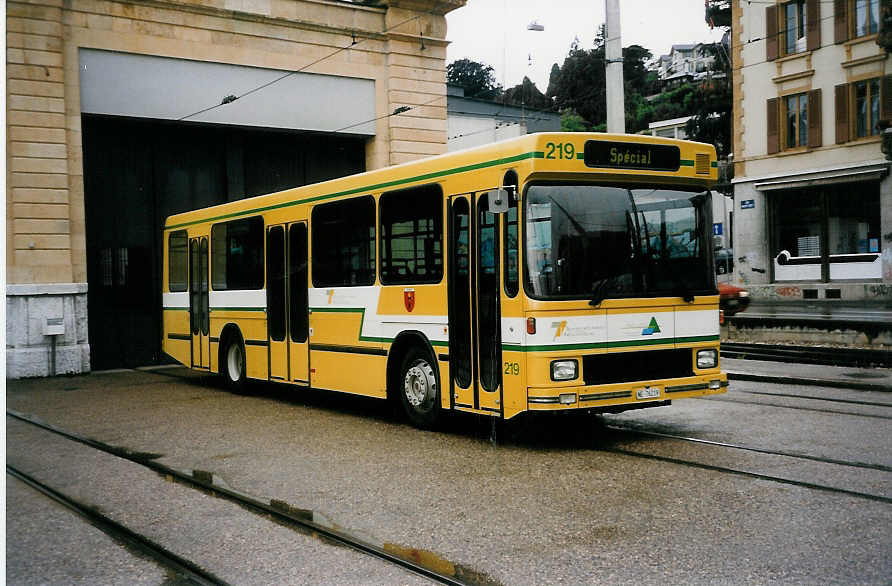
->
164, 132, 717, 231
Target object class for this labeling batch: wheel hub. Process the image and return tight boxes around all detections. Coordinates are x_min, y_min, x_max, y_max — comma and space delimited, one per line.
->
404, 361, 435, 408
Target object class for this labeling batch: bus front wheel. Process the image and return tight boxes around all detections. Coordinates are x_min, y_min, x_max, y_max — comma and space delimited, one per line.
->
221, 336, 246, 392
398, 347, 441, 429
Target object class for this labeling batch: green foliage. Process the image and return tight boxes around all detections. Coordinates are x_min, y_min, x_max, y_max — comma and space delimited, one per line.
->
548, 27, 655, 132
446, 58, 502, 100
561, 109, 589, 132
503, 77, 552, 110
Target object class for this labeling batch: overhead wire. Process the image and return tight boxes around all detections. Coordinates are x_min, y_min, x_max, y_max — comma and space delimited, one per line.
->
177, 12, 425, 122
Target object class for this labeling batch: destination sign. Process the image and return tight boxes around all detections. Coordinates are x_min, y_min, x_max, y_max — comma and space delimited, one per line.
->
584, 140, 681, 171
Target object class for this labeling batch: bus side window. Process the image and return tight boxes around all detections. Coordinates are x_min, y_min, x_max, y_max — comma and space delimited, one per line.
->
503, 171, 519, 297
312, 195, 376, 287
210, 217, 264, 290
379, 184, 443, 285
168, 230, 188, 292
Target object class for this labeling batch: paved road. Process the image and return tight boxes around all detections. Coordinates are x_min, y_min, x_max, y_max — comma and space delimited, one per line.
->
7, 366, 892, 585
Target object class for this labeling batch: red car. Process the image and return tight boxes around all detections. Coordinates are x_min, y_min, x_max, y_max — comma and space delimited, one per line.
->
718, 282, 750, 316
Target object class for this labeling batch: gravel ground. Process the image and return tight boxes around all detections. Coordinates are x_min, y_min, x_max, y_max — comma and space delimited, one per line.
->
7, 368, 892, 585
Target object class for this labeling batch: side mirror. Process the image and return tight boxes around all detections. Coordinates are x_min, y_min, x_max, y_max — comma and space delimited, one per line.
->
487, 188, 510, 214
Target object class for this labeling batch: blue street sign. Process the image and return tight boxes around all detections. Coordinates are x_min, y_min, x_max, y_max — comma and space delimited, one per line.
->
740, 199, 755, 210
713, 223, 723, 236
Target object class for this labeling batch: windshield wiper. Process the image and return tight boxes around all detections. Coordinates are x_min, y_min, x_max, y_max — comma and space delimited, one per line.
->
589, 277, 614, 307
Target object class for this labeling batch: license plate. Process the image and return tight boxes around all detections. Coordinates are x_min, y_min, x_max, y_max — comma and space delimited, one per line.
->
636, 386, 661, 400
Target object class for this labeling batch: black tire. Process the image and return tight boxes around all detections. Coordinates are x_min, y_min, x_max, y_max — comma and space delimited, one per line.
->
221, 333, 247, 392
397, 346, 441, 429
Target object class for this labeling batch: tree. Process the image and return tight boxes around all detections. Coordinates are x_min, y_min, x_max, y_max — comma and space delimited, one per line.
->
548, 31, 655, 131
446, 58, 502, 100
503, 76, 551, 110
684, 40, 732, 156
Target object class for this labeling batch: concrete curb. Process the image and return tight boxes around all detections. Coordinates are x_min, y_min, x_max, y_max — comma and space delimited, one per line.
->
726, 372, 891, 392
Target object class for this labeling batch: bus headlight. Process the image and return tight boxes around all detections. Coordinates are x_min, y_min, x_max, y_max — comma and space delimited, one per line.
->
551, 360, 578, 381
697, 349, 718, 369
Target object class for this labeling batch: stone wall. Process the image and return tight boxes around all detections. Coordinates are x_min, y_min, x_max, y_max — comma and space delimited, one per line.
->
6, 0, 464, 378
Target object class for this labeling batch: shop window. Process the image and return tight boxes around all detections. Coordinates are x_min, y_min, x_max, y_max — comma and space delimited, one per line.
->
771, 183, 881, 282
312, 196, 375, 287
211, 216, 264, 290
379, 185, 443, 285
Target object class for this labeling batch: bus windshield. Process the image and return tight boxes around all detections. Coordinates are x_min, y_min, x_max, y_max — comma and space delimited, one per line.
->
524, 183, 715, 302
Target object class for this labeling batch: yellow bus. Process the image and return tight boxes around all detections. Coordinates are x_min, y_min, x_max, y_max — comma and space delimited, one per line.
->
162, 132, 727, 428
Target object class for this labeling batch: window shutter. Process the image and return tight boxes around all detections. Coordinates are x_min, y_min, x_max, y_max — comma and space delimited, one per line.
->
807, 89, 822, 148
806, 0, 821, 51
766, 5, 779, 60
835, 83, 850, 144
767, 97, 779, 154
882, 75, 892, 125
834, 0, 848, 44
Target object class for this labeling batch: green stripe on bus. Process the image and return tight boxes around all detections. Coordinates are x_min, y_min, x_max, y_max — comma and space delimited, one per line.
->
502, 334, 719, 353
165, 151, 545, 230
679, 159, 694, 166
310, 306, 449, 348
209, 307, 266, 312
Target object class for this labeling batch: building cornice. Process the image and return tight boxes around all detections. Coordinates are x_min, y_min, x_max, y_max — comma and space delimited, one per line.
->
732, 159, 890, 187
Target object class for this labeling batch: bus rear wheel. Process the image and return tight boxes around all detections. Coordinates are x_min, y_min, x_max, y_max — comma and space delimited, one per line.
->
221, 335, 246, 392
398, 347, 441, 429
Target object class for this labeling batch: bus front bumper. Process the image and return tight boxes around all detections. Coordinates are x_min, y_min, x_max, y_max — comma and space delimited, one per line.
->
526, 373, 728, 411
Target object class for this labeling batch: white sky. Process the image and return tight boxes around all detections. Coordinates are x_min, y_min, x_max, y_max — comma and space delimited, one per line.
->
446, 0, 726, 91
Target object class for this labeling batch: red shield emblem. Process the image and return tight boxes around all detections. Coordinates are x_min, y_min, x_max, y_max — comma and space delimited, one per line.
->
404, 288, 415, 312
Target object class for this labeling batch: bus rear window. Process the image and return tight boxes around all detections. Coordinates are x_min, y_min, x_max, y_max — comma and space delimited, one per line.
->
168, 230, 188, 292
211, 217, 264, 290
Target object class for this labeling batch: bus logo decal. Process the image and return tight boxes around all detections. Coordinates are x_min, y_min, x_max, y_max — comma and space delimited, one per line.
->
404, 288, 415, 312
642, 317, 661, 336
551, 320, 568, 340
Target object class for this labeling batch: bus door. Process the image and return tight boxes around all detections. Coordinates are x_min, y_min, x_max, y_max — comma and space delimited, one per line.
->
189, 234, 210, 370
448, 194, 502, 414
288, 223, 310, 385
266, 223, 310, 384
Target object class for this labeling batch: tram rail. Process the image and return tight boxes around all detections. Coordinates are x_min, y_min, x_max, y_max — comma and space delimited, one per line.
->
721, 342, 892, 368
7, 409, 472, 586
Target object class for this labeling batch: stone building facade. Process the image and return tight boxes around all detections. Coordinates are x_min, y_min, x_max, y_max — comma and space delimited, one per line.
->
6, 0, 464, 377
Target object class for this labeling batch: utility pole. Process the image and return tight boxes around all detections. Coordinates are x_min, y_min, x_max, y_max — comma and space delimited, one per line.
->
605, 0, 625, 133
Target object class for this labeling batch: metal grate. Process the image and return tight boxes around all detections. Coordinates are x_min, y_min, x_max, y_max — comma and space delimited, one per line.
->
695, 153, 710, 175
583, 349, 694, 385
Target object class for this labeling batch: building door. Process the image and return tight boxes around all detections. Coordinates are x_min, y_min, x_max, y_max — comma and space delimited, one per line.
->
189, 235, 210, 369
448, 194, 503, 414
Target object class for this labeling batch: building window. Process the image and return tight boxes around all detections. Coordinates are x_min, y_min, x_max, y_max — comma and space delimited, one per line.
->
784, 93, 808, 149
853, 0, 880, 37
771, 183, 881, 282
854, 78, 881, 138
784, 0, 808, 54
836, 77, 886, 143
